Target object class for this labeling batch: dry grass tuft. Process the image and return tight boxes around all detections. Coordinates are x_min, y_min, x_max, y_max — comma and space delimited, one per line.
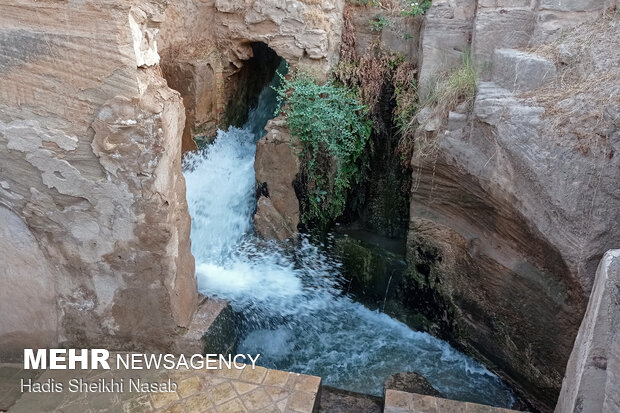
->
393, 62, 419, 164
522, 13, 620, 154
340, 6, 357, 63
304, 8, 330, 30
397, 53, 477, 161
427, 53, 476, 117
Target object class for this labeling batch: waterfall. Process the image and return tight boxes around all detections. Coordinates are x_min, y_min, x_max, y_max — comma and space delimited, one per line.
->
183, 63, 514, 407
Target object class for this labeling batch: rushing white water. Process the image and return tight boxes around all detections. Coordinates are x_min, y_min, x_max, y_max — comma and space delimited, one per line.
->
183, 63, 515, 407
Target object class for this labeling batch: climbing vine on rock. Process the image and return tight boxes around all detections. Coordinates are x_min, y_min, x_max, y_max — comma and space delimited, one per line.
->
275, 71, 372, 232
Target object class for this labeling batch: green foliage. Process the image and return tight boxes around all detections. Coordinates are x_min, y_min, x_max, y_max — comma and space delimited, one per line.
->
389, 55, 406, 70
275, 72, 372, 231
369, 14, 390, 31
401, 0, 432, 16
392, 62, 420, 166
346, 0, 382, 6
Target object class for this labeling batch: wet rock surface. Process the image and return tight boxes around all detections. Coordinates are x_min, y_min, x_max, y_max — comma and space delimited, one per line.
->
318, 386, 382, 413
254, 118, 302, 240
384, 372, 445, 398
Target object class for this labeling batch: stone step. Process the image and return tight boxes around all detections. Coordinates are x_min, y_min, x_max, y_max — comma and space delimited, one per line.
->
2, 357, 531, 413
384, 390, 523, 413
491, 48, 557, 93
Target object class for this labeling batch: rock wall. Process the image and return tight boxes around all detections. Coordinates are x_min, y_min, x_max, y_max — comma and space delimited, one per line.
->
555, 250, 620, 413
159, 0, 345, 151
0, 0, 198, 357
408, 1, 619, 410
0, 206, 58, 354
254, 118, 302, 241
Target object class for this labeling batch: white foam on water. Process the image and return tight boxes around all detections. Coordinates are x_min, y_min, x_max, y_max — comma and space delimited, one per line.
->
183, 63, 515, 407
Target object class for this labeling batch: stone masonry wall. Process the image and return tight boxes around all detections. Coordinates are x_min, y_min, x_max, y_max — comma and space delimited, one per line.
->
555, 250, 620, 413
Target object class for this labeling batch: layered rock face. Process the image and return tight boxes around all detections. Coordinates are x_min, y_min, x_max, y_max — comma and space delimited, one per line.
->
159, 0, 345, 152
0, 0, 197, 356
408, 1, 619, 410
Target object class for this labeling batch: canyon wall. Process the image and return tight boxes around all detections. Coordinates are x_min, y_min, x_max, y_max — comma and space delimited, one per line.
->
0, 0, 347, 357
408, 1, 619, 410
0, 0, 197, 357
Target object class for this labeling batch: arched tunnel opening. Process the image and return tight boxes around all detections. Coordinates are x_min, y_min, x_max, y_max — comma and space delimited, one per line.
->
160, 41, 283, 153
221, 42, 283, 129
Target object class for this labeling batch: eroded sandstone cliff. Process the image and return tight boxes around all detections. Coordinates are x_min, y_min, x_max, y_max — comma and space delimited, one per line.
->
1, 1, 617, 411
0, 0, 197, 356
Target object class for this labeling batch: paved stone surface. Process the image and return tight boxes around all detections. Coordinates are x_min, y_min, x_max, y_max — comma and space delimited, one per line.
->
3, 356, 320, 413
384, 390, 521, 413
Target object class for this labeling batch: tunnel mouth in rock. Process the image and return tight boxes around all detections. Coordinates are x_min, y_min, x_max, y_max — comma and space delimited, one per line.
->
160, 41, 283, 153
220, 42, 283, 131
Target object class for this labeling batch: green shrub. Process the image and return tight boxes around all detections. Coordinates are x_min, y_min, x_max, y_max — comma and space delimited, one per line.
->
369, 14, 390, 31
401, 0, 432, 16
275, 72, 372, 231
346, 0, 381, 6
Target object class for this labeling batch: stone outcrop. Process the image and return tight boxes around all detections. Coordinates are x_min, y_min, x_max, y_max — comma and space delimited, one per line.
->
491, 48, 557, 92
407, 2, 619, 411
214, 0, 344, 70
346, 5, 422, 62
159, 0, 345, 151
0, 0, 198, 356
384, 372, 444, 398
555, 250, 620, 413
254, 118, 301, 240
384, 389, 520, 413
318, 386, 383, 413
0, 206, 58, 354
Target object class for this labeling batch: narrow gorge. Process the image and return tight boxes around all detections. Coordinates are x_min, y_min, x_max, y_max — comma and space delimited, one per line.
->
0, 1, 618, 413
